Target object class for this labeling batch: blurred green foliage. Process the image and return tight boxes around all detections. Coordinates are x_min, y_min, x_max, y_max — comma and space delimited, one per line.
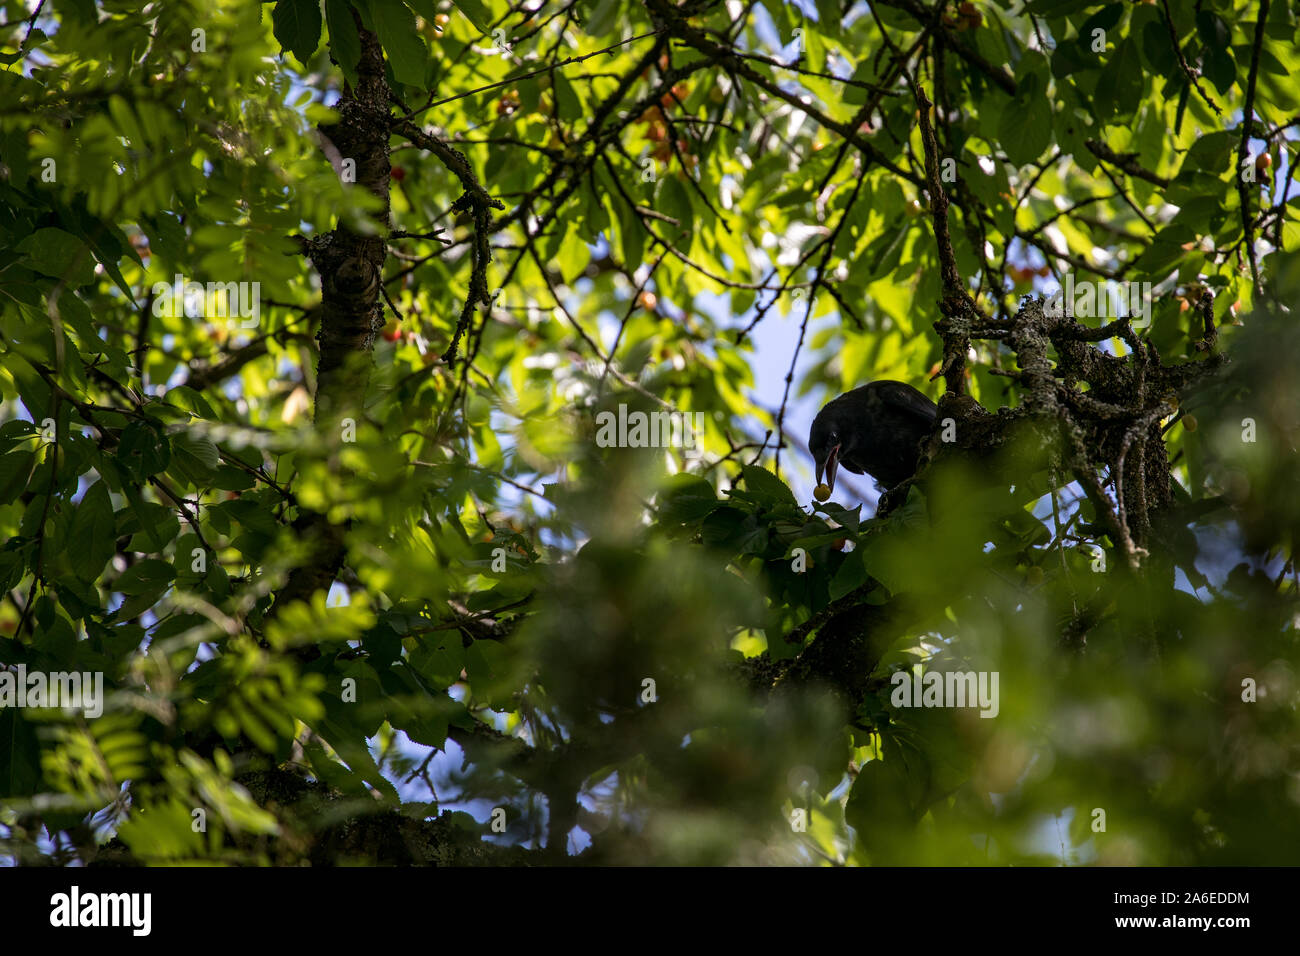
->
0, 0, 1297, 865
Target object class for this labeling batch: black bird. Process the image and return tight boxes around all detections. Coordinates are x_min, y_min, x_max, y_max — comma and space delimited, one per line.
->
810, 380, 939, 497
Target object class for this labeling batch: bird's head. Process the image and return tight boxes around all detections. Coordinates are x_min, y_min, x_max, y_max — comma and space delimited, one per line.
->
809, 417, 842, 496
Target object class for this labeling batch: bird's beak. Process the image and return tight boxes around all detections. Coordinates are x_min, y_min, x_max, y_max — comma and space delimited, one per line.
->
816, 443, 841, 494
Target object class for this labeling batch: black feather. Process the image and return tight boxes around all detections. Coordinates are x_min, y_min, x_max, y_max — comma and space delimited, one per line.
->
810, 380, 938, 491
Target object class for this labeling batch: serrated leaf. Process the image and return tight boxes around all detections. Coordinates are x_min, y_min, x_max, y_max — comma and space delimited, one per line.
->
998, 92, 1052, 166
68, 479, 116, 582
739, 465, 798, 509
117, 420, 170, 480
657, 473, 719, 524
115, 558, 175, 595
15, 228, 96, 286
169, 429, 220, 484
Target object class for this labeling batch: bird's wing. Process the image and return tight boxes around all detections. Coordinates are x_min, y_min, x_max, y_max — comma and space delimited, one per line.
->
873, 380, 939, 424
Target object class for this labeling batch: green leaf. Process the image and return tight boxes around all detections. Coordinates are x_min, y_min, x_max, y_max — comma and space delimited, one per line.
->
161, 385, 217, 420
1140, 18, 1178, 73
0, 449, 37, 505
410, 638, 465, 687
15, 228, 96, 286
998, 81, 1052, 165
845, 732, 927, 853
619, 207, 648, 272
1096, 38, 1145, 121
210, 465, 256, 492
370, 0, 428, 87
117, 420, 171, 480
658, 174, 694, 235
1195, 12, 1236, 94
68, 479, 116, 582
60, 0, 98, 23
117, 495, 179, 554
325, 0, 362, 86
738, 465, 798, 509
314, 715, 399, 801
273, 0, 324, 66
221, 497, 278, 534
1283, 219, 1300, 253
1180, 130, 1236, 176
169, 429, 220, 485
828, 546, 868, 600
816, 501, 862, 533
0, 707, 43, 798
552, 70, 581, 121
447, 0, 492, 33
464, 639, 513, 708
0, 548, 24, 594
115, 558, 176, 595
657, 473, 720, 524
